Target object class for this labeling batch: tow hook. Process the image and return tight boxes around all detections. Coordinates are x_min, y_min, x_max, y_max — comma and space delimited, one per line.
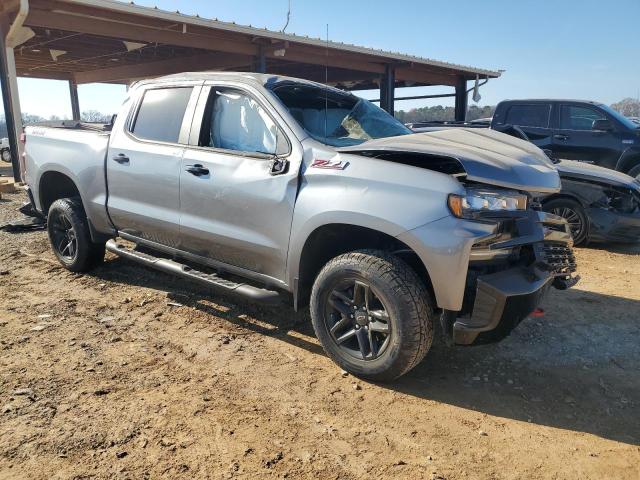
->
553, 274, 580, 290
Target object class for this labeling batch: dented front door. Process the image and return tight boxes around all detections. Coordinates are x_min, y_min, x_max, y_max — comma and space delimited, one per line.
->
178, 84, 301, 282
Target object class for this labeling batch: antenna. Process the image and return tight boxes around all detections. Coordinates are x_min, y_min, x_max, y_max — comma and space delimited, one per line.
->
281, 0, 291, 33
324, 23, 328, 139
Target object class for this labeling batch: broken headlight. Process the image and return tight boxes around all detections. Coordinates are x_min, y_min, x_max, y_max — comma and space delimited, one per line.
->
448, 189, 528, 218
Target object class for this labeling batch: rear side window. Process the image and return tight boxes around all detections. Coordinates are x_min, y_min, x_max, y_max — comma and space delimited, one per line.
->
131, 87, 193, 143
560, 105, 606, 130
505, 104, 551, 128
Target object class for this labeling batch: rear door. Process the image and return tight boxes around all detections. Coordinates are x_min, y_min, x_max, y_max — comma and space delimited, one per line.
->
106, 83, 201, 247
178, 83, 301, 282
552, 103, 621, 168
496, 102, 554, 149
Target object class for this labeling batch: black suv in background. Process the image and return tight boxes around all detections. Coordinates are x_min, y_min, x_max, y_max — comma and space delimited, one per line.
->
491, 100, 640, 178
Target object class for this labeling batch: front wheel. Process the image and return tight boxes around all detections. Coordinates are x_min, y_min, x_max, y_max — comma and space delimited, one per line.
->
0, 148, 11, 163
310, 250, 434, 381
543, 198, 588, 245
47, 198, 105, 272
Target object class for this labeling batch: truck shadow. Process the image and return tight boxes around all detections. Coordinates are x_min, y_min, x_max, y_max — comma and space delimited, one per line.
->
585, 243, 640, 255
93, 258, 640, 446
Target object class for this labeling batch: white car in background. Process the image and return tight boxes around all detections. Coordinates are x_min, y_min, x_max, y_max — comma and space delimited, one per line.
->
1, 138, 11, 163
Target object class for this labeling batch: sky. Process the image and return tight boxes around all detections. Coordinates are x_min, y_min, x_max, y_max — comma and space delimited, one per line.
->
3, 0, 640, 119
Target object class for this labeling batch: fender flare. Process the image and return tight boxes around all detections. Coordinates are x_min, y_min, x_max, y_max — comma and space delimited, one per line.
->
614, 147, 640, 173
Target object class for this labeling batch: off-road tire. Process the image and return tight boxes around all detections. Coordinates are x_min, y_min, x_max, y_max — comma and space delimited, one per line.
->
0, 148, 10, 163
628, 164, 640, 181
47, 197, 105, 272
543, 198, 588, 245
310, 250, 434, 381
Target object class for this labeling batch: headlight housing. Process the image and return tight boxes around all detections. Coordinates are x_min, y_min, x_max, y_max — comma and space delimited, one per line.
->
448, 189, 528, 218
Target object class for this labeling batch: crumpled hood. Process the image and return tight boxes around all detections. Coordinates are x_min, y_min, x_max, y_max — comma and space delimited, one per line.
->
556, 160, 640, 189
337, 128, 561, 193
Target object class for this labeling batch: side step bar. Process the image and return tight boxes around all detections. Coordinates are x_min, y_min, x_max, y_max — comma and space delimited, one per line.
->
105, 239, 281, 303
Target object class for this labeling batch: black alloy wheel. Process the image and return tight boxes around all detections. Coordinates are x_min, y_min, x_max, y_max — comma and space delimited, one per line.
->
543, 198, 588, 245
324, 278, 391, 361
310, 250, 434, 381
49, 209, 78, 262
550, 206, 584, 240
46, 197, 105, 272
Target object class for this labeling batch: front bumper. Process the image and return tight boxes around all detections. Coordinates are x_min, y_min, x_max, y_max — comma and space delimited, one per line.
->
444, 210, 579, 345
586, 207, 640, 243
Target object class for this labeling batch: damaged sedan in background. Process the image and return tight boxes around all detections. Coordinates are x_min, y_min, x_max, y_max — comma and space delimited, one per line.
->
410, 122, 640, 245
542, 160, 640, 245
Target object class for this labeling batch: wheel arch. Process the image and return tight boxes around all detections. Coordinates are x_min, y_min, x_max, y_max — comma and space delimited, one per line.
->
541, 192, 587, 208
291, 222, 435, 310
615, 148, 640, 174
38, 169, 83, 215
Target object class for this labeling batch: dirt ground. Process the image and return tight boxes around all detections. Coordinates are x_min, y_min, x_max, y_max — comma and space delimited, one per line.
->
0, 187, 639, 480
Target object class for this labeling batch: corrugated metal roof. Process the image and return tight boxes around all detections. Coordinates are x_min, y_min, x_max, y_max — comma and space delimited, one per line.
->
62, 0, 501, 78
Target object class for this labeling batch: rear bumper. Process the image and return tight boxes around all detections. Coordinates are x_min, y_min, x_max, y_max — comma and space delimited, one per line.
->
586, 207, 640, 243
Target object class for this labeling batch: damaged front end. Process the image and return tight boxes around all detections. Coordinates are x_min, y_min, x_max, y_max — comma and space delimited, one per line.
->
562, 176, 640, 243
441, 208, 579, 346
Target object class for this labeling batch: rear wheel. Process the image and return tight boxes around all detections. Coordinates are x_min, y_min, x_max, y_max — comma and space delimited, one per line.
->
543, 198, 588, 245
310, 250, 434, 381
47, 198, 105, 272
0, 148, 10, 163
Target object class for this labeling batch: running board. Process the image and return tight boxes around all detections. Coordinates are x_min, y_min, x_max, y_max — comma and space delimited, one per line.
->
105, 239, 281, 303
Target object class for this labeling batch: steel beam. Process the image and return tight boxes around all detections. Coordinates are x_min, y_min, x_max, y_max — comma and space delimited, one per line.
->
380, 64, 395, 115
69, 79, 80, 120
454, 76, 467, 122
0, 27, 23, 181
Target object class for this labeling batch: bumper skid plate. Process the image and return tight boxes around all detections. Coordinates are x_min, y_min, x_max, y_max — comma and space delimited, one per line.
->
451, 268, 551, 345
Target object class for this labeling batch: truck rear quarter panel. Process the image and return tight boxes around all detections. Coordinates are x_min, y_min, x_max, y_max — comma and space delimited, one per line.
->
25, 127, 112, 233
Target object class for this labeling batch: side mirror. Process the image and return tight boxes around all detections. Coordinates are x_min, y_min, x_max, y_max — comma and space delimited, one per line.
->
592, 119, 612, 131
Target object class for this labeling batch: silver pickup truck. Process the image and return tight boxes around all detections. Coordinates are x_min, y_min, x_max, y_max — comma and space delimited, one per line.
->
23, 72, 578, 380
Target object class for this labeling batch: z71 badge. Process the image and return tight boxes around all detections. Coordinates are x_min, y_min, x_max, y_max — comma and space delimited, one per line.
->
311, 159, 348, 170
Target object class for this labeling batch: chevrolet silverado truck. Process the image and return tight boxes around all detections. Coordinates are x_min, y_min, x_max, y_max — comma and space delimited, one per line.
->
23, 72, 578, 380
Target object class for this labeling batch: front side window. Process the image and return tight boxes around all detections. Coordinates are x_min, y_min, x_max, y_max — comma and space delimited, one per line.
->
269, 82, 411, 147
199, 88, 278, 155
560, 105, 606, 130
505, 104, 551, 128
131, 87, 193, 143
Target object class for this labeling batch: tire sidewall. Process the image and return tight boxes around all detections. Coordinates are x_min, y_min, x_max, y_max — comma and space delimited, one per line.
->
310, 253, 429, 380
47, 198, 94, 272
1, 148, 10, 163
